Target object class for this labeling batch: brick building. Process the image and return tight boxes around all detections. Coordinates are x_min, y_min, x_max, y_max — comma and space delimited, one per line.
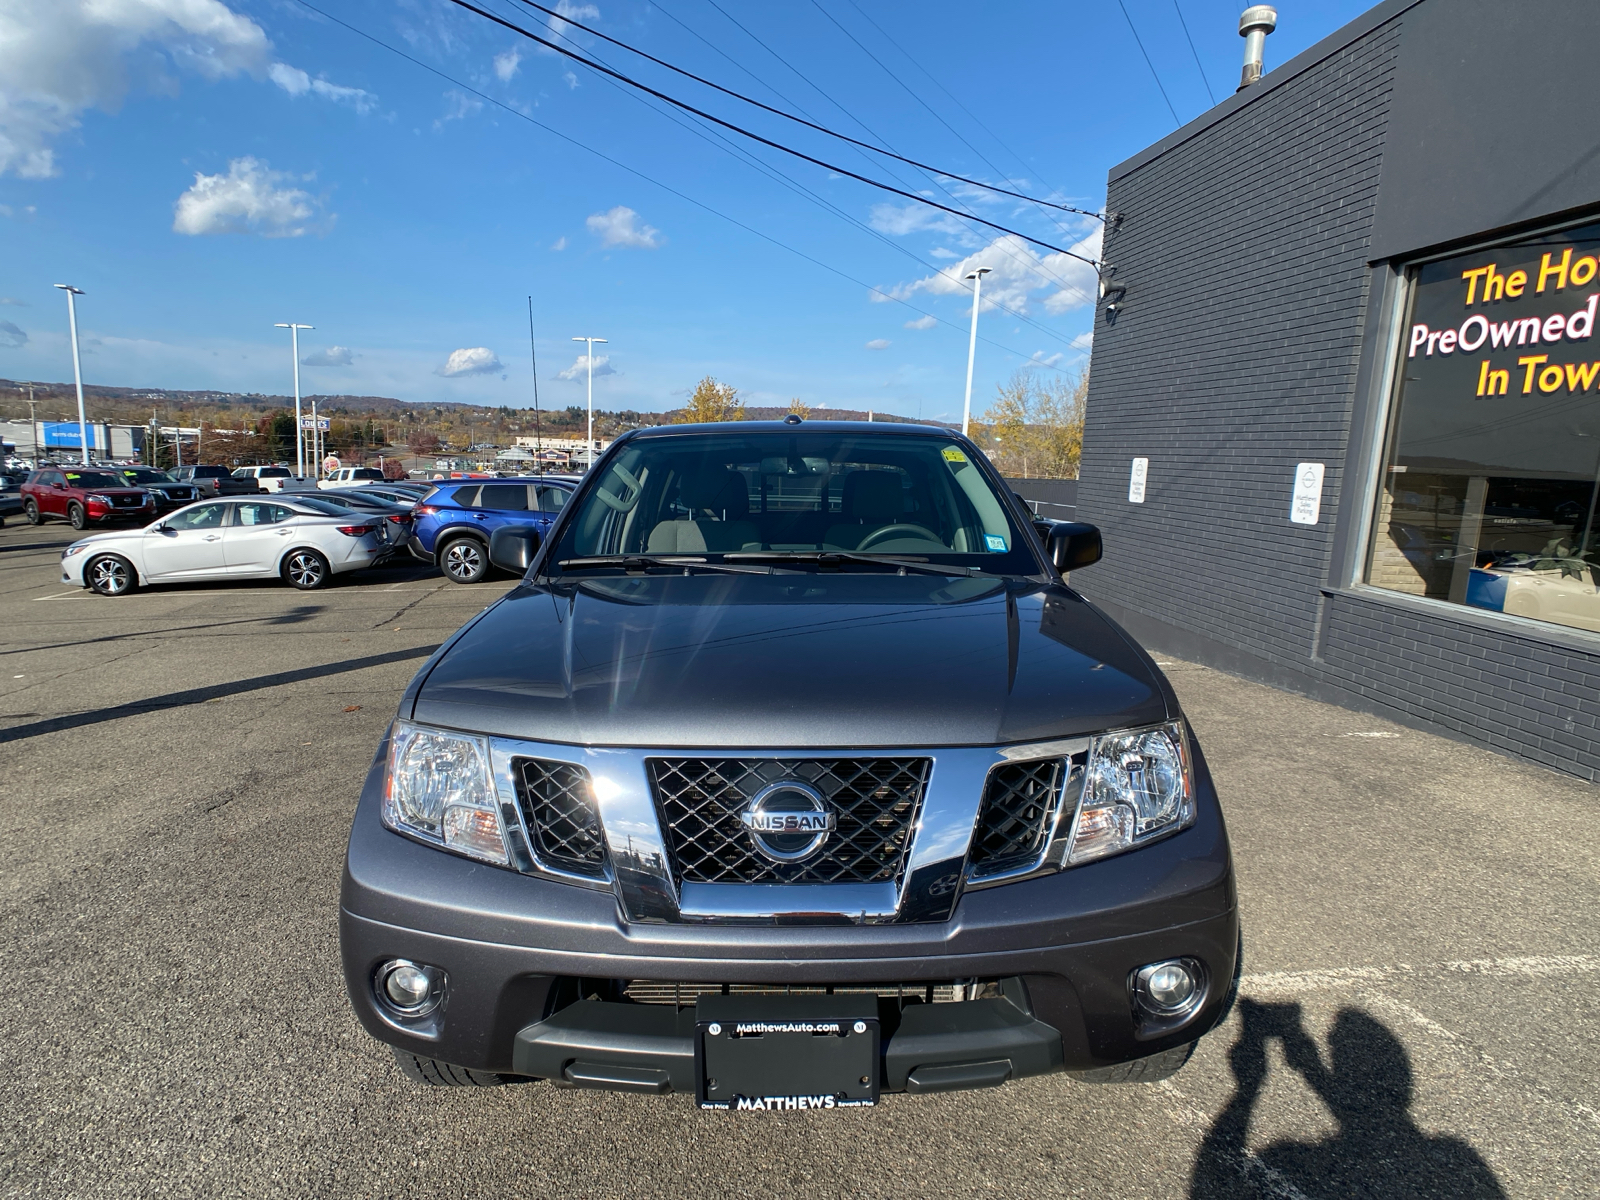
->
1076, 0, 1600, 779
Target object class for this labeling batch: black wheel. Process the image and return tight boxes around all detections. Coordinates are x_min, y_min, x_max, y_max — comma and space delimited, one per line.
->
68, 502, 88, 530
391, 1048, 510, 1087
23, 499, 40, 525
86, 554, 137, 597
1069, 1041, 1196, 1084
282, 548, 330, 590
439, 536, 489, 584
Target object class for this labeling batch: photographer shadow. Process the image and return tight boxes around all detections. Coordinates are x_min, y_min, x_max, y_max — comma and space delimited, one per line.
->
1190, 998, 1506, 1199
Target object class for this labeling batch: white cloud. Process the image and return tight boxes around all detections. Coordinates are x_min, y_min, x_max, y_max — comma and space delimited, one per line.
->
301, 345, 354, 367
557, 354, 614, 381
550, 236, 568, 251
268, 62, 377, 114
493, 48, 521, 82
586, 205, 660, 249
0, 0, 272, 178
437, 347, 503, 377
1026, 351, 1064, 369
563, 70, 580, 90
1071, 331, 1093, 351
868, 202, 965, 238
929, 247, 959, 260
435, 90, 482, 127
0, 320, 27, 348
172, 157, 324, 237
546, 2, 600, 42
0, 297, 27, 307
882, 228, 1101, 318
865, 338, 891, 351
903, 314, 937, 330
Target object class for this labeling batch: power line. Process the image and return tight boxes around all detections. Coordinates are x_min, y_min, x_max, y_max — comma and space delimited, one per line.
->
1116, 0, 1181, 127
421, 0, 1098, 266
292, 0, 1085, 378
507, 0, 1102, 221
1171, 0, 1216, 105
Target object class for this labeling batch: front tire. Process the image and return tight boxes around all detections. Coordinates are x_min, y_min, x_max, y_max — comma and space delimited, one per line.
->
1069, 1041, 1195, 1084
439, 536, 489, 584
391, 1048, 510, 1087
24, 499, 40, 525
68, 502, 88, 530
282, 548, 331, 590
86, 554, 137, 597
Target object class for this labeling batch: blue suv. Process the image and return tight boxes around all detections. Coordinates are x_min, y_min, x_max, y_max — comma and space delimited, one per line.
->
411, 478, 574, 583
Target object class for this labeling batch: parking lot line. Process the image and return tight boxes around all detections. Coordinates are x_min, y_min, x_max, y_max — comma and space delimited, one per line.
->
30, 590, 89, 601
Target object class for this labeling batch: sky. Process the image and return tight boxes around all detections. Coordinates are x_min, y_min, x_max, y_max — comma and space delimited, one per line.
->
0, 0, 1374, 423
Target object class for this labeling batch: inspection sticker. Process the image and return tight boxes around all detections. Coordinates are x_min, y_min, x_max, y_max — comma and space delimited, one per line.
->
942, 447, 968, 463
984, 534, 1008, 551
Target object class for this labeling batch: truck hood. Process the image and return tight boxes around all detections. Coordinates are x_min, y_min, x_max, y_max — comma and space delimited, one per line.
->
411, 573, 1171, 749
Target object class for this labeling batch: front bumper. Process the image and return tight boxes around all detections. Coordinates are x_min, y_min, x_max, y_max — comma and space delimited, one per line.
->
340, 740, 1238, 1094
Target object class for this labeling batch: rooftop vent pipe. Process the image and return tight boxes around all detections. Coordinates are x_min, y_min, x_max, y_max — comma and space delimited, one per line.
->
1238, 6, 1277, 90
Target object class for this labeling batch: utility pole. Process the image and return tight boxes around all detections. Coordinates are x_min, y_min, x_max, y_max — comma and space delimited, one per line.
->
571, 336, 607, 470
21, 384, 39, 464
961, 267, 991, 437
53, 285, 90, 464
528, 297, 543, 471
274, 323, 313, 476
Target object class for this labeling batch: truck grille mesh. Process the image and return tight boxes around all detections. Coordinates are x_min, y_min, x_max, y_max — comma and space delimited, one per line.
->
623, 980, 1001, 1006
513, 758, 607, 875
970, 759, 1064, 872
647, 757, 930, 885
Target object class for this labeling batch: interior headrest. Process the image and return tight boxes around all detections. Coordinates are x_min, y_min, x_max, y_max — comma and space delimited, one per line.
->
842, 471, 903, 522
680, 467, 749, 518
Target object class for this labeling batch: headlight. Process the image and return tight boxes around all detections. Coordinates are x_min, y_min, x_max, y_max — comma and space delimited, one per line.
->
1068, 720, 1194, 865
61, 543, 89, 559
87, 493, 111, 505
381, 721, 509, 865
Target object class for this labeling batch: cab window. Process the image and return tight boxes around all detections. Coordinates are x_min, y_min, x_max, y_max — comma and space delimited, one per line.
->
235, 503, 290, 526
166, 503, 228, 530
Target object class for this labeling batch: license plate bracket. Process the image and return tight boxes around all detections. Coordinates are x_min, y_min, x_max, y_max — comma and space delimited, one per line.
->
695, 994, 880, 1110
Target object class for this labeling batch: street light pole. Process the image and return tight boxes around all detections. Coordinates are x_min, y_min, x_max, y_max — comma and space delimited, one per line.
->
961, 267, 991, 437
571, 336, 607, 470
275, 323, 313, 476
53, 285, 90, 464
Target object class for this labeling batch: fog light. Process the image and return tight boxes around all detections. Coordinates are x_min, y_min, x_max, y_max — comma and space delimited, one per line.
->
376, 959, 445, 1016
1132, 958, 1205, 1020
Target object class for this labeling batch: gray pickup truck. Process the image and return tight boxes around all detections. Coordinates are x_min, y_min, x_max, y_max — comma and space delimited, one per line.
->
171, 464, 263, 497
340, 419, 1238, 1106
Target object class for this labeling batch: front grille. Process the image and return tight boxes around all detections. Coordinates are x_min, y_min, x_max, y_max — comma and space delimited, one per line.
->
512, 757, 607, 875
623, 980, 1001, 1006
648, 758, 930, 885
970, 759, 1065, 874
113, 495, 143, 507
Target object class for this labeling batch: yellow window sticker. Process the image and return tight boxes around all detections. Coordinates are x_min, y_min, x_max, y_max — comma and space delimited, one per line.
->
941, 447, 968, 464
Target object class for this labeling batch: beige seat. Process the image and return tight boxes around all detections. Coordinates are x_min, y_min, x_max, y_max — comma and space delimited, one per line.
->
646, 467, 759, 553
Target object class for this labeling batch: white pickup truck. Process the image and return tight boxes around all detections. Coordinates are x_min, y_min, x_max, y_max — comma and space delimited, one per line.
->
232, 465, 318, 493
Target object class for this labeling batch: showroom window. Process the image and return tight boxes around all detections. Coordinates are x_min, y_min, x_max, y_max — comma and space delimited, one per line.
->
1367, 218, 1600, 634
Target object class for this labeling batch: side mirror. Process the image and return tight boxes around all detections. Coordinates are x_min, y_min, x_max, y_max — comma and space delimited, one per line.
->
489, 525, 540, 573
1045, 521, 1102, 572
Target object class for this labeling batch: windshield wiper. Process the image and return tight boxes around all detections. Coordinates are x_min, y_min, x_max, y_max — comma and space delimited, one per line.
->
556, 554, 774, 575
723, 551, 986, 578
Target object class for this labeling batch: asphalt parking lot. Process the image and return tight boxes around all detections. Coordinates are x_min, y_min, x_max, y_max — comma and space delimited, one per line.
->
1, 517, 1597, 1200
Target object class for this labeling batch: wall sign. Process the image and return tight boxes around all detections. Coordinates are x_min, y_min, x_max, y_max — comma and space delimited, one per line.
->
1128, 457, 1148, 503
1290, 462, 1325, 524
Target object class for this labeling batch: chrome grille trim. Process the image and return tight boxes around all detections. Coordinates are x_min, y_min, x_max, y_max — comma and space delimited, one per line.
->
482, 736, 1093, 921
623, 980, 1000, 1006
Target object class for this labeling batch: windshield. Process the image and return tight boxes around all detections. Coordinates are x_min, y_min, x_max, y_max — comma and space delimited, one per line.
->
289, 496, 356, 516
63, 472, 125, 489
122, 469, 174, 483
548, 430, 1037, 574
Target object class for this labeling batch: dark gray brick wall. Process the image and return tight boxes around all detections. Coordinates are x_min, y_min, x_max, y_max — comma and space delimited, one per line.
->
1074, 12, 1600, 782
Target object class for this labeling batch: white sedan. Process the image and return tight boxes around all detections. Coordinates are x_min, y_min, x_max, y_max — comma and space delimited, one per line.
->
59, 496, 392, 595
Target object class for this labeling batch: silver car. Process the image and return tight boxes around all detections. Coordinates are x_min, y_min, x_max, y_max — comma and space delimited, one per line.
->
59, 496, 390, 595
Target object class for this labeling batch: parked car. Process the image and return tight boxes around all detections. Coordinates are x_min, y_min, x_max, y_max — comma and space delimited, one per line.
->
319, 466, 387, 489
309, 489, 415, 548
59, 496, 392, 594
103, 466, 202, 514
231, 465, 312, 493
21, 467, 156, 529
328, 484, 427, 509
1466, 555, 1600, 632
409, 477, 574, 583
340, 420, 1237, 1102
0, 471, 24, 525
172, 464, 263, 497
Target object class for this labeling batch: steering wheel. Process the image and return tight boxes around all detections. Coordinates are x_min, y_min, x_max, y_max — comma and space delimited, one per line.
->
858, 523, 941, 550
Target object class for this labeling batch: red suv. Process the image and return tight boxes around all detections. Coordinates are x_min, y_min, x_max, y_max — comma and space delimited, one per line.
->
22, 467, 156, 529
